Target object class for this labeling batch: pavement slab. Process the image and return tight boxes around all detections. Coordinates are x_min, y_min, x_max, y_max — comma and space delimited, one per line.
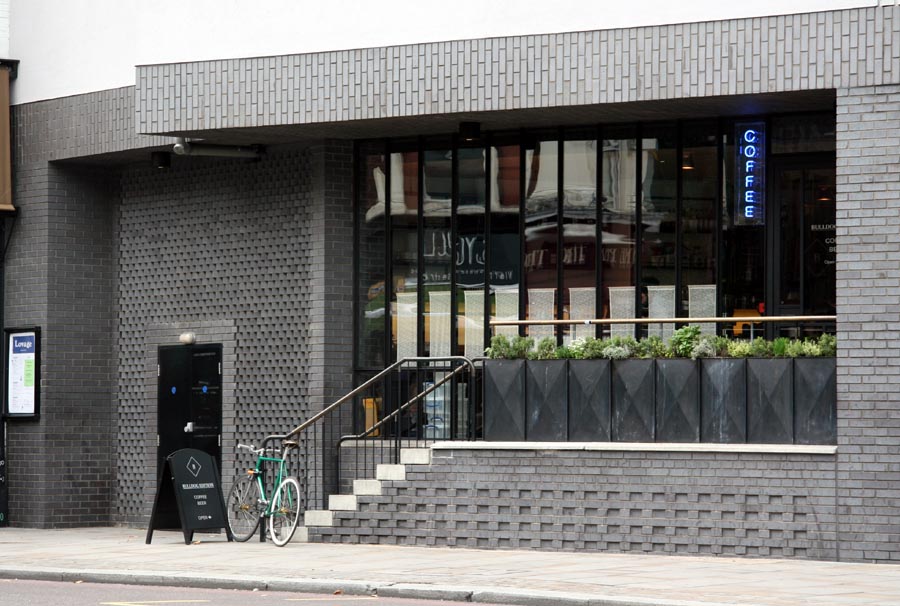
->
0, 527, 898, 606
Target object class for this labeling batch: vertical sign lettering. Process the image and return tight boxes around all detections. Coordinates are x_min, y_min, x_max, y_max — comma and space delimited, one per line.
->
735, 121, 766, 226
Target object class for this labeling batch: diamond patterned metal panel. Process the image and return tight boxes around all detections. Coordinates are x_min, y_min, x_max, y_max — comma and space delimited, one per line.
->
567, 360, 611, 441
483, 360, 525, 441
701, 358, 747, 443
794, 358, 836, 445
747, 359, 793, 444
655, 359, 700, 443
612, 360, 655, 442
526, 360, 568, 441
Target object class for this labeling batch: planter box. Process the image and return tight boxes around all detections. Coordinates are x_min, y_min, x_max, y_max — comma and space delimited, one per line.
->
483, 359, 526, 441
794, 358, 837, 445
655, 359, 700, 442
568, 359, 611, 441
700, 358, 747, 443
747, 358, 793, 444
612, 359, 655, 442
525, 360, 568, 441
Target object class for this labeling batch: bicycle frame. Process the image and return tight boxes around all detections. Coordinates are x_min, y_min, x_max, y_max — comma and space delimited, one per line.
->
249, 453, 289, 518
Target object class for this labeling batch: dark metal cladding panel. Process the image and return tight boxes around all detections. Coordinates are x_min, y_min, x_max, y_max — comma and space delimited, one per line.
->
701, 358, 748, 443
747, 359, 794, 444
612, 360, 655, 442
655, 359, 700, 443
483, 360, 526, 441
794, 358, 837, 445
526, 360, 568, 441
567, 359, 611, 442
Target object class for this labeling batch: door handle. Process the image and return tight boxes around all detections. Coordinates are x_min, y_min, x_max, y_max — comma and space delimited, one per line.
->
183, 422, 194, 433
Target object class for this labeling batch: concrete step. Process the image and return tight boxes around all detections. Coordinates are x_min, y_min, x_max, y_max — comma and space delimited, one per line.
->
376, 464, 406, 481
304, 510, 333, 527
353, 479, 382, 495
329, 494, 358, 511
400, 448, 431, 465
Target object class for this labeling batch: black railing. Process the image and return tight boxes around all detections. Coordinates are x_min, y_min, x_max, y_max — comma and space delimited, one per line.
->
262, 356, 476, 514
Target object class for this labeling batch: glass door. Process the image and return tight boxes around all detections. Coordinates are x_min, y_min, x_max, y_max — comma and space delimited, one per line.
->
769, 157, 836, 336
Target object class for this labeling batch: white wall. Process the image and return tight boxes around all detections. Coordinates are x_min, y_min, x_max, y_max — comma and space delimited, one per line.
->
9, 0, 877, 105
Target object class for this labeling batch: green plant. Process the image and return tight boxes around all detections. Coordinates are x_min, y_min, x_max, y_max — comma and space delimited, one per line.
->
485, 334, 510, 359
690, 335, 717, 359
670, 325, 702, 358
636, 335, 670, 359
531, 337, 558, 360
727, 339, 753, 358
714, 335, 731, 357
581, 337, 605, 359
599, 336, 637, 360
772, 337, 790, 357
554, 345, 579, 359
750, 337, 772, 357
818, 333, 837, 357
485, 334, 534, 359
567, 338, 588, 359
509, 335, 535, 359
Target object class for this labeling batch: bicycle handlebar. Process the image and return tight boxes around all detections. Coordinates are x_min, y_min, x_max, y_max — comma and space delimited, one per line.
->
236, 443, 279, 456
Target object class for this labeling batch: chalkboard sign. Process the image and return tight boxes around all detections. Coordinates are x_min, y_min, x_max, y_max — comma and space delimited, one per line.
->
146, 448, 233, 544
0, 420, 7, 527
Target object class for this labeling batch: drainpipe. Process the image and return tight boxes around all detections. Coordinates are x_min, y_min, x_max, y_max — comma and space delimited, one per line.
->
0, 58, 17, 529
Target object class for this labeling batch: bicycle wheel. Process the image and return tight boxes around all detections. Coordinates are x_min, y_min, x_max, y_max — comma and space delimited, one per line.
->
226, 473, 263, 542
267, 476, 301, 547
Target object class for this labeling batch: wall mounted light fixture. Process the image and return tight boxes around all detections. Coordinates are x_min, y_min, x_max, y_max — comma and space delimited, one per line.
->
173, 137, 263, 159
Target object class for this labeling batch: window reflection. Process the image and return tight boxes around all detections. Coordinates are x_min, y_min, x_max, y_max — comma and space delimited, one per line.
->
391, 149, 419, 361
602, 130, 637, 337
562, 136, 597, 343
524, 137, 559, 340
357, 143, 386, 368
640, 125, 677, 339
423, 149, 452, 358
456, 147, 486, 358
490, 144, 521, 338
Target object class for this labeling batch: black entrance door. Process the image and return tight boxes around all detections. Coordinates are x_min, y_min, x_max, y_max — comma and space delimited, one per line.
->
157, 344, 223, 479
768, 155, 836, 336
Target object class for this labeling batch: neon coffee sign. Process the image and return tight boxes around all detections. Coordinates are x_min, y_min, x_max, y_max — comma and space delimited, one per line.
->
735, 121, 765, 226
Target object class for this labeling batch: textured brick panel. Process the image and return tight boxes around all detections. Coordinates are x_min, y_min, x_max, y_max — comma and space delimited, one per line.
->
109, 145, 352, 523
309, 448, 839, 560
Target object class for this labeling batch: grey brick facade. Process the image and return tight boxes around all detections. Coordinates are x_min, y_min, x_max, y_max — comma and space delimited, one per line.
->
2, 6, 899, 560
314, 448, 839, 559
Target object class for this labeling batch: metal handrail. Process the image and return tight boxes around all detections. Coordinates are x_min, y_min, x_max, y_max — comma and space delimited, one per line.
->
338, 361, 470, 443
262, 355, 476, 448
491, 315, 836, 327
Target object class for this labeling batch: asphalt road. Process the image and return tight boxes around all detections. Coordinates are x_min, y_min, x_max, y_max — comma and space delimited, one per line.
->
0, 579, 470, 606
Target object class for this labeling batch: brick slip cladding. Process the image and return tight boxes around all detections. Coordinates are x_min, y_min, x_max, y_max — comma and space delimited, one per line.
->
834, 85, 900, 562
137, 6, 900, 135
4, 162, 117, 527
114, 144, 353, 524
12, 87, 169, 166
309, 449, 839, 560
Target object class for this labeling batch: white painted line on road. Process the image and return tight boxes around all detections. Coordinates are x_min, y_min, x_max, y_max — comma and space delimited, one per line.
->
100, 601, 210, 606
284, 595, 378, 602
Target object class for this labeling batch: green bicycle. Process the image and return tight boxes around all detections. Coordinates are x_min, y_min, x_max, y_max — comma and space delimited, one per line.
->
226, 440, 301, 546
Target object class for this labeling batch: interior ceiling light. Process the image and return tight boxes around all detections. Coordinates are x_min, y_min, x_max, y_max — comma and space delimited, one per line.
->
459, 121, 481, 143
681, 152, 695, 170
816, 185, 834, 201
